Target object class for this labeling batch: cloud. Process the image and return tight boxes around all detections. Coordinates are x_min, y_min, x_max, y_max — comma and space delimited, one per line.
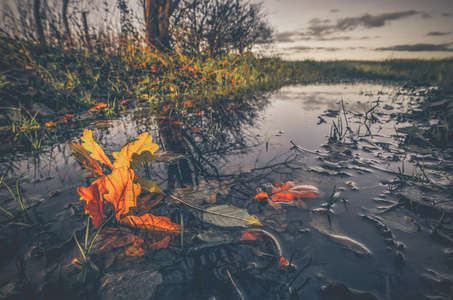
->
376, 43, 453, 52
307, 10, 420, 36
274, 31, 298, 43
284, 45, 343, 53
274, 30, 368, 43
427, 31, 451, 36
442, 13, 452, 17
330, 9, 340, 13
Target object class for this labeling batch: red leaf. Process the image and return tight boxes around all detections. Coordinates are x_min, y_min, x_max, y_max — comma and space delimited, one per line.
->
254, 191, 269, 203
272, 191, 296, 203
270, 181, 318, 204
148, 235, 171, 250
120, 213, 181, 231
279, 256, 289, 267
241, 231, 259, 241
77, 183, 105, 228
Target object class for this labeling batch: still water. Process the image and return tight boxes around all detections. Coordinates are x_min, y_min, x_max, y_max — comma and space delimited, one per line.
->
1, 83, 451, 299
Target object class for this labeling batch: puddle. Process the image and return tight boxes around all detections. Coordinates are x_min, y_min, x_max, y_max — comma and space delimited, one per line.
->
1, 83, 452, 299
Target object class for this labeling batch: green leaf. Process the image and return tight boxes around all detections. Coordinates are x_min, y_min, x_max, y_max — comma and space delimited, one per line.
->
135, 176, 163, 194
201, 204, 262, 227
130, 151, 157, 168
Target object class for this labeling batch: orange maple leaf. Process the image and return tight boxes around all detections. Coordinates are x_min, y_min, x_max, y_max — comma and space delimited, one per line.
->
80, 129, 114, 169
271, 191, 296, 203
120, 213, 181, 231
68, 141, 104, 178
279, 256, 289, 267
77, 183, 105, 228
99, 166, 141, 220
254, 191, 269, 203
148, 235, 171, 250
268, 181, 319, 205
112, 132, 159, 169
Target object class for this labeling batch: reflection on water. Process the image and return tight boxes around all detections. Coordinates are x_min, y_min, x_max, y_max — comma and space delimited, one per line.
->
0, 83, 451, 299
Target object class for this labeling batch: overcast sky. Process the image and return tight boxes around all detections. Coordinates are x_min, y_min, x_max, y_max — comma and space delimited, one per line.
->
259, 0, 453, 60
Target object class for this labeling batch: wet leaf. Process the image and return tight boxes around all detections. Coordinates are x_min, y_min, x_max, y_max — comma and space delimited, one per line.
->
254, 191, 269, 203
77, 183, 105, 228
120, 213, 181, 231
89, 102, 108, 112
99, 167, 141, 220
365, 208, 420, 233
112, 132, 159, 168
279, 256, 289, 267
135, 176, 163, 195
80, 129, 114, 169
148, 235, 171, 250
202, 204, 262, 227
69, 141, 104, 178
310, 210, 370, 256
241, 231, 259, 241
129, 193, 164, 216
98, 228, 144, 252
258, 181, 318, 206
272, 191, 297, 203
173, 180, 232, 205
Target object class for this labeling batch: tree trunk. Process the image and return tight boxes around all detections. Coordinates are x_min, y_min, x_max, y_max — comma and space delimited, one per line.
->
62, 0, 74, 48
145, 0, 180, 51
82, 12, 92, 51
33, 0, 45, 44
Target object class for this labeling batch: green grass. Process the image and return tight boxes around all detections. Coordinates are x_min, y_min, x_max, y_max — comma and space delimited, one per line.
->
1, 36, 452, 151
0, 171, 32, 225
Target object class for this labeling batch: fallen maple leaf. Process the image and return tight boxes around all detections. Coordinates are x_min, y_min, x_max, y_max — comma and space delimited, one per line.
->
148, 235, 171, 250
71, 130, 180, 256
69, 141, 104, 178
112, 132, 159, 169
255, 181, 318, 206
279, 256, 289, 267
100, 166, 141, 220
254, 191, 269, 203
80, 129, 114, 169
241, 231, 259, 241
120, 214, 181, 231
77, 183, 105, 228
129, 193, 163, 216
272, 191, 296, 203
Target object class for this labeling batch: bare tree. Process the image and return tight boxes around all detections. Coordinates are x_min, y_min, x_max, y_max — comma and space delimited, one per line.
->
63, 0, 74, 48
229, 0, 272, 54
175, 0, 272, 56
144, 0, 181, 51
34, 0, 46, 44
82, 11, 92, 51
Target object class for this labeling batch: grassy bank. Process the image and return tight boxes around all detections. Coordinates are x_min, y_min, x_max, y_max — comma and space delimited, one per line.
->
2, 37, 452, 110
1, 37, 452, 150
